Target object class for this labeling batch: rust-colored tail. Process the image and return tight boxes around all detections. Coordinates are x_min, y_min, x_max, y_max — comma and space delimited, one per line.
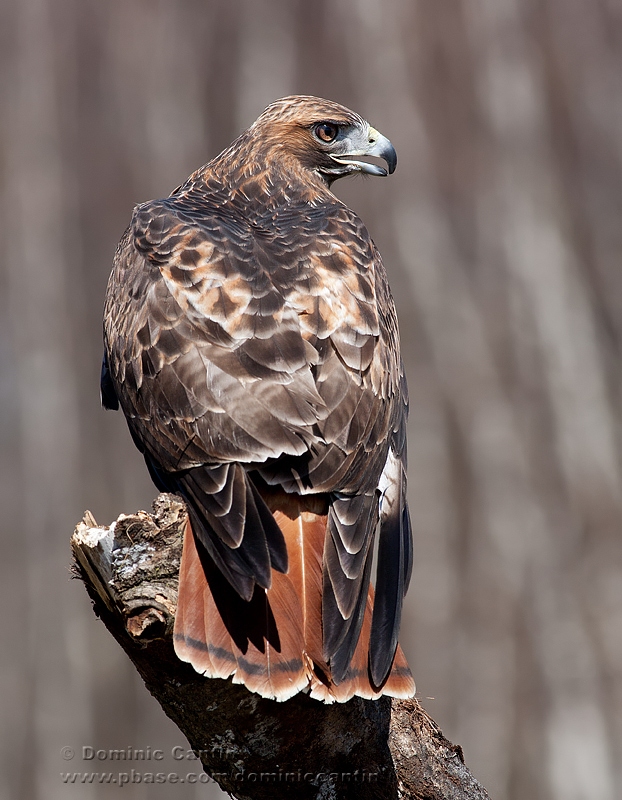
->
173, 498, 415, 702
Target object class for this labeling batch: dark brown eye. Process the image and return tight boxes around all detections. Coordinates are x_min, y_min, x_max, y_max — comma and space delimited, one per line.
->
315, 123, 339, 143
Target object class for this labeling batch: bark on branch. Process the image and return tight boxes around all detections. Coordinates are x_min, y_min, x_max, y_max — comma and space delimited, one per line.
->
71, 494, 491, 800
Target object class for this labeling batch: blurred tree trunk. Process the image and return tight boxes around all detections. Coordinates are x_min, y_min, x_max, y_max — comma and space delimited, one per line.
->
1, 1, 621, 799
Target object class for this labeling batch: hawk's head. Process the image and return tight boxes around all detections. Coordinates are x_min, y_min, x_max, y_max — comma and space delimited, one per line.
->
240, 96, 397, 187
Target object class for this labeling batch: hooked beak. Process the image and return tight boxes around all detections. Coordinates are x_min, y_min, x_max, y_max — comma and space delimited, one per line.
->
330, 126, 397, 177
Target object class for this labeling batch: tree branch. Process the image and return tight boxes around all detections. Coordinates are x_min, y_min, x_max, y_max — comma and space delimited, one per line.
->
71, 494, 491, 800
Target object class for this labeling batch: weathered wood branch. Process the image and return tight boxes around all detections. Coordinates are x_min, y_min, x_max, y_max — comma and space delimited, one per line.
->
71, 494, 491, 800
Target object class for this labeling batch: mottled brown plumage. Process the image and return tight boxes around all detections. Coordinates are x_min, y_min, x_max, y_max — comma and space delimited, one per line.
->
103, 95, 414, 701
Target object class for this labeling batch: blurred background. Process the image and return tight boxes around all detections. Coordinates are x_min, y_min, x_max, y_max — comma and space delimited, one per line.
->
1, 1, 621, 798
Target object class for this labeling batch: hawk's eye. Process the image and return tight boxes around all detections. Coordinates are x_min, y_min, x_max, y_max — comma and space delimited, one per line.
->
315, 123, 339, 143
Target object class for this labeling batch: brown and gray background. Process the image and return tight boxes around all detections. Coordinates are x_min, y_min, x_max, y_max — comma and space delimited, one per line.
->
1, 1, 621, 799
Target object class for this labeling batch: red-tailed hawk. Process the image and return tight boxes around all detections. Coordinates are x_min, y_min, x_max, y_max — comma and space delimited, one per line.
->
102, 96, 414, 702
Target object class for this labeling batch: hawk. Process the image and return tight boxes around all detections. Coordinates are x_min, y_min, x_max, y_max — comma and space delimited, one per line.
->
102, 96, 414, 702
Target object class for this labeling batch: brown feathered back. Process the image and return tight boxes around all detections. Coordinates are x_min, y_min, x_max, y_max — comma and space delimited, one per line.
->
103, 96, 414, 701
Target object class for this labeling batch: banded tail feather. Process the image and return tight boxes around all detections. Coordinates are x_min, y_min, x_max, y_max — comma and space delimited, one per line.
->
173, 496, 415, 702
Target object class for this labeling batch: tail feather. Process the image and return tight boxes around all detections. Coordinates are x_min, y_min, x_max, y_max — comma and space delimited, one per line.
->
271, 509, 326, 670
309, 584, 415, 703
173, 499, 415, 702
174, 520, 311, 700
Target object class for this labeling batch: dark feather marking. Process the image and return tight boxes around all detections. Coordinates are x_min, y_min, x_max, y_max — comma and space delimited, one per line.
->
369, 482, 405, 687
402, 502, 414, 591
248, 479, 288, 573
100, 351, 119, 410
180, 465, 247, 548
324, 532, 371, 618
323, 540, 374, 684
193, 538, 281, 653
156, 465, 279, 599
245, 290, 285, 317
168, 264, 196, 287
183, 503, 255, 600
330, 492, 378, 555
179, 248, 201, 267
